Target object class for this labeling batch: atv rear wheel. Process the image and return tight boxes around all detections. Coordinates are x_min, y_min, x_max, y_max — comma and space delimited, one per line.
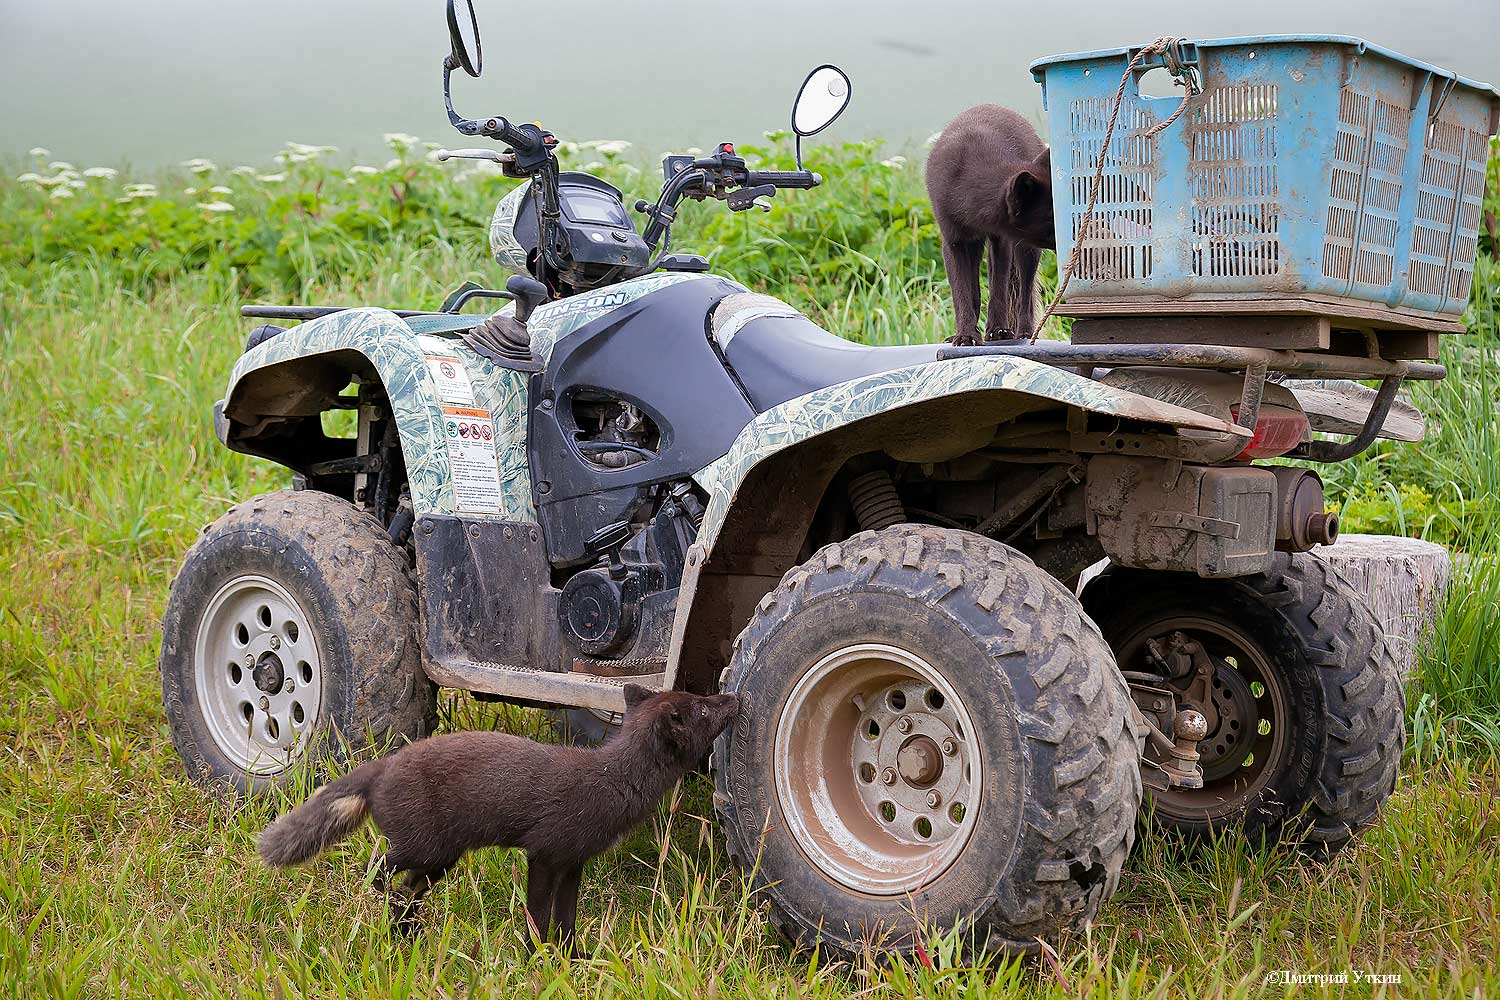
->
160, 490, 437, 795
713, 525, 1142, 959
1079, 553, 1403, 854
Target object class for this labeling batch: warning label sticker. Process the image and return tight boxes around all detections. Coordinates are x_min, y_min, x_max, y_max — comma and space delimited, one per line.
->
440, 406, 502, 513
424, 354, 476, 405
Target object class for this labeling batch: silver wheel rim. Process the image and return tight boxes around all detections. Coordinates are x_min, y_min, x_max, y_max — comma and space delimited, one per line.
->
193, 574, 323, 775
773, 642, 982, 895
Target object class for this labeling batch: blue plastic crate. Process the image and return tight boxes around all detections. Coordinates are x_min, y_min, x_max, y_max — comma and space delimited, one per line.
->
1031, 36, 1500, 325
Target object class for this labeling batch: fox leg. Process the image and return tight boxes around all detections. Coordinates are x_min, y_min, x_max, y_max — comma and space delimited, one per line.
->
524, 855, 562, 949
941, 232, 984, 345
548, 865, 584, 954
389, 861, 455, 933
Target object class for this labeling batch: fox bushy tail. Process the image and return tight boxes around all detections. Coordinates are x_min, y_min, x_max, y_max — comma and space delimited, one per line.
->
258, 759, 387, 867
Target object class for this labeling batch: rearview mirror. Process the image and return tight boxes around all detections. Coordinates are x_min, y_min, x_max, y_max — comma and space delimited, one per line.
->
446, 0, 483, 77
792, 65, 851, 137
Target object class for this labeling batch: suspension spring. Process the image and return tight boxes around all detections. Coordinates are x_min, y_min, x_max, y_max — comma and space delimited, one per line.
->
848, 469, 905, 531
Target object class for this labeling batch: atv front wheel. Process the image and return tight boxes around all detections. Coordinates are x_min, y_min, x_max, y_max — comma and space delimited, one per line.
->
713, 525, 1142, 959
1079, 553, 1403, 854
160, 490, 436, 795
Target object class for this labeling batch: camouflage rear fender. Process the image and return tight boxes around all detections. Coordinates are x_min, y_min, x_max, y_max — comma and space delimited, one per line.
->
690, 354, 1250, 556
223, 307, 535, 521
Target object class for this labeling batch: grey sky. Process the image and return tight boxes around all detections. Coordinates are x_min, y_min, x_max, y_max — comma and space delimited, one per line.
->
2, 0, 1495, 166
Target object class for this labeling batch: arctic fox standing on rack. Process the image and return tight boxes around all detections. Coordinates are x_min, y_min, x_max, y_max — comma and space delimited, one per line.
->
258, 684, 739, 949
926, 104, 1056, 345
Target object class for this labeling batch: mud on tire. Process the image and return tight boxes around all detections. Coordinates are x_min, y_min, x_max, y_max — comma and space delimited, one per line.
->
712, 525, 1142, 960
160, 490, 437, 796
1079, 552, 1403, 855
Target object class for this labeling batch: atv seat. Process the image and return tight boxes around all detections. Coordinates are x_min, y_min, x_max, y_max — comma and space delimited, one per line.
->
712, 293, 940, 412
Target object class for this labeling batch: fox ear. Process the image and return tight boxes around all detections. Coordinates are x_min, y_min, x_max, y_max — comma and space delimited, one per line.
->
622, 684, 652, 711
1007, 169, 1043, 217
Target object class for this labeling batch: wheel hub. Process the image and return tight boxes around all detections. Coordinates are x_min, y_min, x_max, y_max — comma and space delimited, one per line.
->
896, 735, 943, 787
252, 651, 286, 694
772, 642, 982, 895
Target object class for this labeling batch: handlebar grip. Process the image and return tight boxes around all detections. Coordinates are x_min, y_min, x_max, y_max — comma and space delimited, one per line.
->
481, 116, 533, 149
744, 170, 822, 189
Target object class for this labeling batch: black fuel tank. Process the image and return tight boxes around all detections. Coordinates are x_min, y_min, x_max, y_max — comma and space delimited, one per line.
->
528, 276, 753, 565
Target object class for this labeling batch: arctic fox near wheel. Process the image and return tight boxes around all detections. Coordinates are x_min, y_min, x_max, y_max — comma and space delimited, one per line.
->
712, 524, 1142, 960
1080, 552, 1403, 855
160, 490, 437, 796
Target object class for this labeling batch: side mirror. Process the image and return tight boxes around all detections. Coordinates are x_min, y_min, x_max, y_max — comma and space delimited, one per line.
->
790, 65, 850, 169
446, 0, 483, 77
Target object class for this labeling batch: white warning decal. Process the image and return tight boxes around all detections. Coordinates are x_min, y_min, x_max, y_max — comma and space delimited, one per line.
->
424, 354, 476, 405
441, 405, 502, 513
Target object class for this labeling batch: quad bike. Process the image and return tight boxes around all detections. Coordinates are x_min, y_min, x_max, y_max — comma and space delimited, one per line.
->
161, 8, 1495, 960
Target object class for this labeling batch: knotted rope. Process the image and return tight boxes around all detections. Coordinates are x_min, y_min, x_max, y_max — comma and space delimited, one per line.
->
1031, 36, 1199, 343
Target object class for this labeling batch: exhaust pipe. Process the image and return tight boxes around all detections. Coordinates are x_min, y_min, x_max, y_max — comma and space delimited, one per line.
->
1269, 467, 1339, 552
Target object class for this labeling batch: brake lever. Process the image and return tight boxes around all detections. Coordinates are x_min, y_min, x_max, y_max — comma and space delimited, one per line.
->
726, 184, 776, 213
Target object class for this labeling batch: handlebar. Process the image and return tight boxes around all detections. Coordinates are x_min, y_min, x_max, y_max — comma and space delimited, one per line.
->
744, 170, 822, 189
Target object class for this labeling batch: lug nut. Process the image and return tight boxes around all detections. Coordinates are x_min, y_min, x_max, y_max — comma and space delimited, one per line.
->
244, 654, 255, 667
269, 635, 281, 650
926, 791, 942, 808
258, 696, 270, 710
941, 738, 958, 756
897, 716, 913, 734
881, 768, 897, 785
284, 681, 295, 694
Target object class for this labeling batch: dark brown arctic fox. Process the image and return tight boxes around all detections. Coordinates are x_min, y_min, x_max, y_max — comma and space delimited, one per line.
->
258, 685, 739, 947
926, 104, 1056, 344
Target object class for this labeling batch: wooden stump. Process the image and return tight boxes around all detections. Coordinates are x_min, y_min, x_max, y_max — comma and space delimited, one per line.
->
1076, 533, 1451, 681
1316, 533, 1452, 681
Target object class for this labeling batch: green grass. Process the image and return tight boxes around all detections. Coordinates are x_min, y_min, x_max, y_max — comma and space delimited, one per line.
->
3, 139, 1500, 998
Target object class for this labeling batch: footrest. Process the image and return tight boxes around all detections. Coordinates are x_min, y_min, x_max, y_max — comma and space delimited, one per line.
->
422, 657, 663, 712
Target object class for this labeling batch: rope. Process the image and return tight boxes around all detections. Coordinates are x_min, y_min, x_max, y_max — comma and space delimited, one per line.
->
1031, 36, 1198, 343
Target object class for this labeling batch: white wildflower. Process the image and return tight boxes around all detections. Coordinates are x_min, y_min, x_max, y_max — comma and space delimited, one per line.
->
14, 172, 43, 185
557, 141, 580, 157
425, 148, 447, 162
48, 161, 76, 172
383, 132, 421, 152
230, 165, 257, 176
274, 150, 312, 165
583, 160, 605, 171
181, 157, 216, 174
27, 147, 51, 158
880, 155, 907, 170
208, 185, 233, 195
925, 131, 943, 146
384, 158, 403, 170
761, 129, 788, 142
587, 139, 631, 156
685, 146, 703, 156
83, 166, 118, 179
349, 164, 379, 175
423, 141, 441, 150
183, 187, 198, 195
125, 182, 158, 194
50, 186, 74, 199
199, 201, 235, 213
286, 141, 337, 156
66, 178, 87, 189
32, 174, 64, 187
256, 173, 286, 183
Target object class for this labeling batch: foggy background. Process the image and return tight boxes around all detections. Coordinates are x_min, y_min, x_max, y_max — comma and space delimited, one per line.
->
2, 0, 1496, 168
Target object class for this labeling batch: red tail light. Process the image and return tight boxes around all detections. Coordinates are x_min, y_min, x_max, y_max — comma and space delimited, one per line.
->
1229, 403, 1309, 460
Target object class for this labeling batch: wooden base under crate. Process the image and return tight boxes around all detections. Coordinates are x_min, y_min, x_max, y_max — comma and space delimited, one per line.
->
1062, 295, 1464, 361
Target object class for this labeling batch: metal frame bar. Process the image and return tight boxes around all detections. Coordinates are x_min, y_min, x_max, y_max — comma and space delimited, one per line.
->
935, 341, 1446, 381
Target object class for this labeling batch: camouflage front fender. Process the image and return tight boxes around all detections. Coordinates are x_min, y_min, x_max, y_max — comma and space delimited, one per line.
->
690, 354, 1249, 555
222, 307, 535, 520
